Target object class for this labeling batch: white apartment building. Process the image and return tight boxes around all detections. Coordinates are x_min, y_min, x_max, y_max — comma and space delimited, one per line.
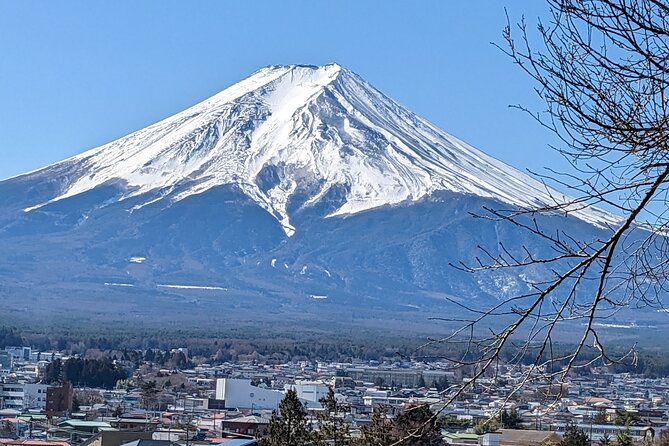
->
0, 383, 48, 410
5, 347, 32, 362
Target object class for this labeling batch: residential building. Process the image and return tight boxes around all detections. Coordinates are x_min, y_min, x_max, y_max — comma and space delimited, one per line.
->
5, 347, 32, 362
46, 382, 74, 417
220, 415, 270, 437
0, 352, 11, 373
0, 383, 48, 410
215, 379, 283, 410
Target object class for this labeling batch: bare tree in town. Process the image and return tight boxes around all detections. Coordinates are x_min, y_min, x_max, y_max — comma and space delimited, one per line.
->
423, 0, 669, 409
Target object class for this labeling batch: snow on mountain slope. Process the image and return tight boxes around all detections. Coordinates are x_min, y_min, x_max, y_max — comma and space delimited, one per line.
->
17, 63, 618, 234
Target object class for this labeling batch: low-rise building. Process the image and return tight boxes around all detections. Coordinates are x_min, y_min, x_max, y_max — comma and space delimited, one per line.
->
220, 415, 270, 437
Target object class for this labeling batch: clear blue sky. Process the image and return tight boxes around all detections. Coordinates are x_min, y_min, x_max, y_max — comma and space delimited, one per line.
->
0, 1, 560, 181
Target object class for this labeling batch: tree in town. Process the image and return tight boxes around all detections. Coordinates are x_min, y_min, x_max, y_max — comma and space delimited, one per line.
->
657, 429, 669, 446
314, 387, 351, 446
614, 410, 641, 426
358, 404, 444, 446
599, 433, 612, 446
474, 418, 500, 435
261, 389, 312, 446
440, 415, 472, 430
144, 349, 155, 363
0, 420, 14, 437
497, 408, 523, 429
44, 357, 127, 388
358, 405, 395, 446
433, 376, 450, 392
391, 405, 445, 446
416, 376, 427, 389
44, 358, 63, 384
112, 405, 124, 418
594, 409, 608, 425
560, 424, 590, 446
424, 0, 669, 414
74, 389, 104, 407
615, 427, 633, 446
139, 380, 159, 410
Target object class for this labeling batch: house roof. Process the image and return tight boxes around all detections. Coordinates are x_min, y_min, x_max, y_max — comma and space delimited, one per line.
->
584, 397, 613, 405
445, 433, 479, 440
222, 415, 270, 425
500, 429, 561, 446
120, 440, 177, 446
113, 418, 159, 424
0, 441, 70, 446
58, 420, 112, 429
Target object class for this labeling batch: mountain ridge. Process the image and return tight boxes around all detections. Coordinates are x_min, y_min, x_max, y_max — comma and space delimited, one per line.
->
10, 63, 617, 236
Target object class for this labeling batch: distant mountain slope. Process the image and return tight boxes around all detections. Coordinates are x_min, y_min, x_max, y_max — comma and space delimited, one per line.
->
0, 64, 629, 330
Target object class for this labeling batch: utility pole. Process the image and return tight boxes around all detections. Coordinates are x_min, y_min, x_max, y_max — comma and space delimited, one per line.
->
185, 411, 192, 446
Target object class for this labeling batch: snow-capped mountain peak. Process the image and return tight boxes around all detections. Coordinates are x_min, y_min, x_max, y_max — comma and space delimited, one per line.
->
19, 63, 616, 234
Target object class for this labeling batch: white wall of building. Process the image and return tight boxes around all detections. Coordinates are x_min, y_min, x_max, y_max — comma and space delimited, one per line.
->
215, 378, 283, 410
285, 380, 329, 407
5, 347, 31, 362
0, 383, 47, 410
23, 383, 48, 409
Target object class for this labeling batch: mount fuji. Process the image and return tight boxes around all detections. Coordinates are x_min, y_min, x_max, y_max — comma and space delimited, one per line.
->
0, 64, 619, 330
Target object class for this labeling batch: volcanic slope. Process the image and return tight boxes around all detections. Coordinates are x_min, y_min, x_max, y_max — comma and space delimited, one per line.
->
0, 64, 619, 329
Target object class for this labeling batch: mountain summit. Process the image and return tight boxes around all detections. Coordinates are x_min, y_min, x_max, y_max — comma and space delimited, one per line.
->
0, 64, 621, 329
18, 64, 613, 235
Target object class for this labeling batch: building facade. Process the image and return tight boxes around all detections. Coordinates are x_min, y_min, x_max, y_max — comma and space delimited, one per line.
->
215, 378, 283, 410
0, 382, 48, 410
46, 382, 74, 417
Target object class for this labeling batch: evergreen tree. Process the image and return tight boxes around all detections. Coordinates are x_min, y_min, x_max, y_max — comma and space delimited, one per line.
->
474, 418, 500, 435
0, 420, 14, 436
144, 349, 155, 362
140, 380, 159, 410
434, 376, 449, 392
498, 408, 523, 429
391, 405, 445, 446
599, 433, 612, 446
614, 411, 641, 426
44, 359, 63, 384
358, 405, 394, 446
615, 427, 633, 446
560, 424, 589, 446
315, 387, 350, 446
262, 389, 312, 446
416, 376, 426, 388
594, 410, 608, 425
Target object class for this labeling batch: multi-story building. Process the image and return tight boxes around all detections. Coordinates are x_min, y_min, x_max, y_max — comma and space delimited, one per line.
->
46, 382, 73, 417
5, 346, 32, 362
0, 351, 11, 373
0, 382, 48, 410
346, 367, 455, 388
